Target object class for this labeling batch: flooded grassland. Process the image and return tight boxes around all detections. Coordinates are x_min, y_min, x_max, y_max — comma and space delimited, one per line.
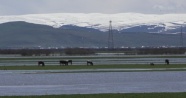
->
0, 54, 186, 96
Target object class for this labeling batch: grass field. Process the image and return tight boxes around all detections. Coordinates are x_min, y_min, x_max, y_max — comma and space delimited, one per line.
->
1, 93, 186, 98
0, 64, 186, 72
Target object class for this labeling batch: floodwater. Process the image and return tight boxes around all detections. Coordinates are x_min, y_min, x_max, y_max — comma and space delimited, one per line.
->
1, 70, 186, 96
1, 55, 186, 66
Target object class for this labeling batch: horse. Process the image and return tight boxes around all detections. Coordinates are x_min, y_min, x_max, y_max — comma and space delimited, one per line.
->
165, 59, 169, 65
150, 62, 155, 66
38, 61, 45, 67
87, 61, 93, 66
60, 60, 72, 66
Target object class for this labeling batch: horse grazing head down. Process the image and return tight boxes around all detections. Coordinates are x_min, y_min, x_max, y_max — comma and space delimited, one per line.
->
150, 63, 155, 66
60, 60, 69, 66
87, 60, 93, 66
38, 61, 45, 67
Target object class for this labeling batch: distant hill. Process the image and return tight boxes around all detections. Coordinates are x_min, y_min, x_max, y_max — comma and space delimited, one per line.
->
0, 13, 186, 33
0, 21, 185, 48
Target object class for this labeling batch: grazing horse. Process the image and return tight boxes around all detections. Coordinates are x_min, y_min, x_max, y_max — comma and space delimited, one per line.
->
87, 61, 93, 66
59, 60, 72, 66
165, 59, 169, 65
150, 62, 155, 66
38, 61, 45, 67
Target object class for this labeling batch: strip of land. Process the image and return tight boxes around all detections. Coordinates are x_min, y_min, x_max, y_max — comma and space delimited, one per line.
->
1, 92, 186, 98
1, 64, 186, 74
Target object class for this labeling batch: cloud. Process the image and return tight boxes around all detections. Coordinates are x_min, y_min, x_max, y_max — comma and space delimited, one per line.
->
0, 0, 185, 15
146, 0, 186, 13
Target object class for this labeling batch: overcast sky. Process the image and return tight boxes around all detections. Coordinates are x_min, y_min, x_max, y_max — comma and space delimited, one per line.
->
0, 0, 185, 15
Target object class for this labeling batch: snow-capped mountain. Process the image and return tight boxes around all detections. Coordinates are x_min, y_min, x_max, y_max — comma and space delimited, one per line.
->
0, 13, 186, 33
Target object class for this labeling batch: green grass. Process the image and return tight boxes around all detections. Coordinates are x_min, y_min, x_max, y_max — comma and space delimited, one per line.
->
1, 64, 186, 70
1, 93, 186, 98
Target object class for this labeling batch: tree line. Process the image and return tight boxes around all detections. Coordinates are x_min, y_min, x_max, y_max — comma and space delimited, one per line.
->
0, 47, 185, 56
0, 48, 95, 56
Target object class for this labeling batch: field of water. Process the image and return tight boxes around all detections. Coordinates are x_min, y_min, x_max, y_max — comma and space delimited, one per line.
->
1, 71, 186, 96
1, 54, 186, 66
1, 54, 186, 96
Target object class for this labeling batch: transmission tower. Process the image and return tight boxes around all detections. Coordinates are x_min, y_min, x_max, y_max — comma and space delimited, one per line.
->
180, 26, 184, 47
108, 20, 114, 49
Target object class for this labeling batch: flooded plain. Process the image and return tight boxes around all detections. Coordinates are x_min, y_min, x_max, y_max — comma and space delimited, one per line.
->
1, 55, 186, 96
0, 71, 186, 96
1, 55, 186, 66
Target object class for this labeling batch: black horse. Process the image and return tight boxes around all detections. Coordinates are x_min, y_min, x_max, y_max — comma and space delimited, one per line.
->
87, 61, 93, 66
165, 59, 169, 65
38, 61, 45, 67
150, 62, 155, 66
60, 60, 72, 66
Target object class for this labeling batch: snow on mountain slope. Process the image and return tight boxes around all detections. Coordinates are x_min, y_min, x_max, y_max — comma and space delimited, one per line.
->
0, 13, 186, 32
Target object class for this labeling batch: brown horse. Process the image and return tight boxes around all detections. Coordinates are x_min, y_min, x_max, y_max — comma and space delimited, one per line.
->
38, 61, 45, 67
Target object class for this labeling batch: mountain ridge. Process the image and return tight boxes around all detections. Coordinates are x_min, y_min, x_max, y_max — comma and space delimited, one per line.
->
0, 13, 186, 33
0, 21, 185, 48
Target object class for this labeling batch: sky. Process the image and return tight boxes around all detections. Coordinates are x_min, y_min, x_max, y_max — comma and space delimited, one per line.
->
0, 0, 185, 15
